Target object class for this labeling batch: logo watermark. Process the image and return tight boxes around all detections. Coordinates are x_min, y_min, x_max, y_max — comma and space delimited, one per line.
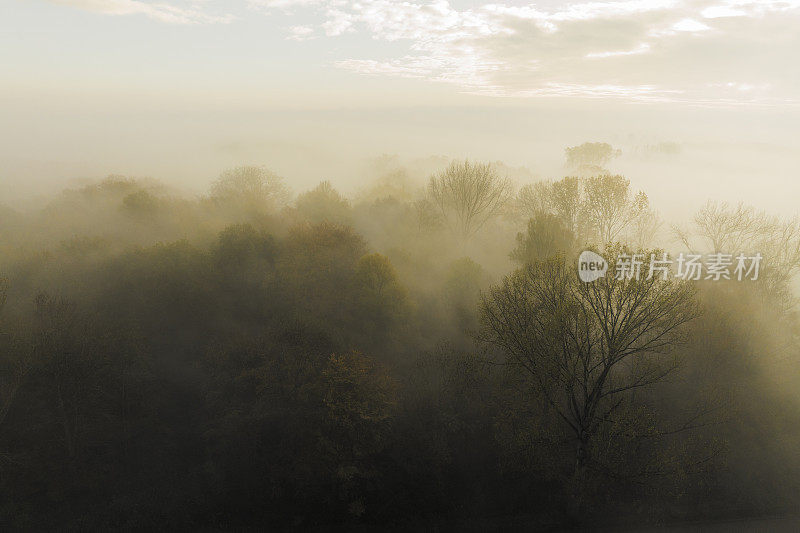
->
578, 251, 763, 282
578, 250, 608, 282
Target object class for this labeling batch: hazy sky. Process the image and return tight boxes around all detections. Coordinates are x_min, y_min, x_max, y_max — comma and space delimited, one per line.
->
1, 0, 799, 215
5, 0, 799, 104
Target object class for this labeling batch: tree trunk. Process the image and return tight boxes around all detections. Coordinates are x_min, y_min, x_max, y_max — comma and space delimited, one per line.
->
569, 433, 590, 519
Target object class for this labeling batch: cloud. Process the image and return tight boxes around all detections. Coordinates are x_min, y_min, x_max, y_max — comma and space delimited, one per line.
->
670, 18, 711, 32
48, 0, 235, 24
701, 5, 747, 18
322, 9, 354, 36
304, 0, 800, 104
585, 43, 651, 58
288, 24, 315, 40
248, 0, 323, 9
53, 0, 800, 103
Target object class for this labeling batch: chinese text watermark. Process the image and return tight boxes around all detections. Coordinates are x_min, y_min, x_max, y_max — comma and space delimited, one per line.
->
579, 251, 762, 282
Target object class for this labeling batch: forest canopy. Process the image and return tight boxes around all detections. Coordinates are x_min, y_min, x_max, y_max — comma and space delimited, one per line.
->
1, 159, 799, 530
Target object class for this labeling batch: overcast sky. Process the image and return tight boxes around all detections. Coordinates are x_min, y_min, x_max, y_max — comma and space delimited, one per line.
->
1, 0, 799, 212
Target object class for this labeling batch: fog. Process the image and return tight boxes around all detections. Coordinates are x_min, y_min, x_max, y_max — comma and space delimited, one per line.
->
3, 125, 800, 528
4, 0, 800, 529
4, 100, 799, 219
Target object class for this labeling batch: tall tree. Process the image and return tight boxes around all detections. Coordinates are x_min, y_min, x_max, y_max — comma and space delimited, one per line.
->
510, 213, 574, 264
295, 181, 352, 224
674, 201, 800, 309
210, 166, 290, 217
516, 181, 553, 221
583, 174, 640, 247
427, 160, 513, 239
628, 191, 662, 249
479, 251, 699, 475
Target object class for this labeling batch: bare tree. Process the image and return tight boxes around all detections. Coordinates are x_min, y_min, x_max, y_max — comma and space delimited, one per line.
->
427, 160, 513, 239
628, 191, 662, 249
690, 201, 774, 253
479, 251, 699, 475
551, 176, 582, 236
210, 166, 290, 214
516, 181, 553, 221
674, 201, 800, 309
583, 174, 639, 247
516, 177, 582, 236
759, 219, 800, 303
519, 175, 651, 249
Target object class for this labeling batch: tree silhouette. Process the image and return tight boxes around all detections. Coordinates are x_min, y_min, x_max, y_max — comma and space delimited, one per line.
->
427, 160, 512, 239
479, 250, 699, 476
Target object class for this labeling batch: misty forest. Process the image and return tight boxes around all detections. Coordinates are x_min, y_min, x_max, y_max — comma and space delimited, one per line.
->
2, 144, 800, 530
